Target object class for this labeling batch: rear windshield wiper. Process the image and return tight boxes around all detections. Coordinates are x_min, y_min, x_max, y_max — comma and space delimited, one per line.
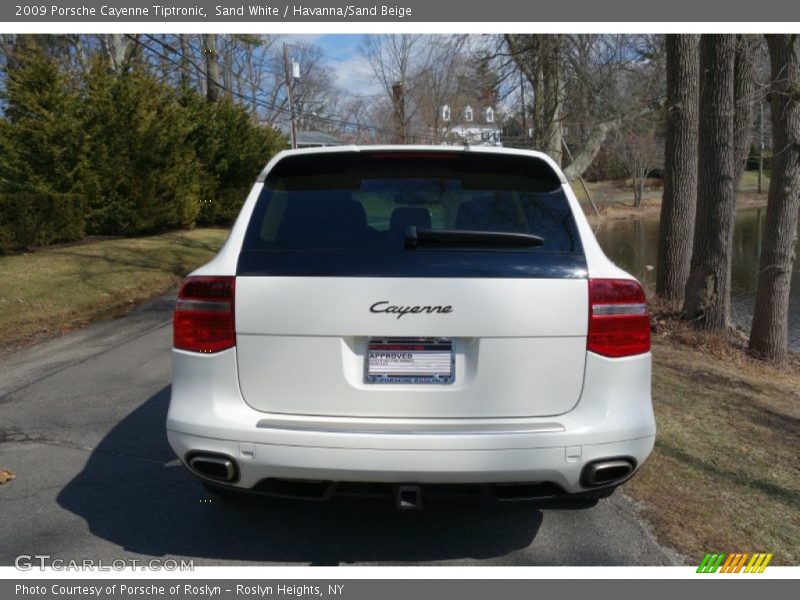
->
405, 226, 544, 249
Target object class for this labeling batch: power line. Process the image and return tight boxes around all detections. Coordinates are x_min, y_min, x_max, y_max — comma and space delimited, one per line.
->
142, 33, 441, 141
127, 33, 448, 144
142, 33, 524, 146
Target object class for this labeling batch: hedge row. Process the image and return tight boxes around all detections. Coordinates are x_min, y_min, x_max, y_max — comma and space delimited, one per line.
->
1, 45, 285, 243
196, 188, 252, 227
0, 193, 86, 253
0, 189, 249, 253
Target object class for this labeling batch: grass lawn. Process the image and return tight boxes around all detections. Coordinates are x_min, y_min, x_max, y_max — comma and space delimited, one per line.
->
739, 169, 771, 192
571, 170, 771, 204
627, 325, 800, 565
0, 229, 229, 352
575, 173, 771, 226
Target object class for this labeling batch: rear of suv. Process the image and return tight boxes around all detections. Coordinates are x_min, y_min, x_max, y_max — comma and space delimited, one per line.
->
167, 146, 655, 505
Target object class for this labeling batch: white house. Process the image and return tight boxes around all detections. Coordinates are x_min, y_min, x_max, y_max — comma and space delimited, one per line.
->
440, 104, 502, 147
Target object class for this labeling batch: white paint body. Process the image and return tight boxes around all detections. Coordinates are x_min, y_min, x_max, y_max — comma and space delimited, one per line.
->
167, 145, 655, 495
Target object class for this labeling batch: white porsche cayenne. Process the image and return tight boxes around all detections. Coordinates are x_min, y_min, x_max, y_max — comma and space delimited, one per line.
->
167, 146, 655, 507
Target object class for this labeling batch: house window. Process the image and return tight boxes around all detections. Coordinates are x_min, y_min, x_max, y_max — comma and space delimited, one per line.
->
485, 107, 494, 123
464, 106, 473, 122
442, 105, 451, 122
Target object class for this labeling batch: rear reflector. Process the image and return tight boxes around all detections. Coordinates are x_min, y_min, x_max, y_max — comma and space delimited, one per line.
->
174, 276, 235, 353
588, 279, 650, 358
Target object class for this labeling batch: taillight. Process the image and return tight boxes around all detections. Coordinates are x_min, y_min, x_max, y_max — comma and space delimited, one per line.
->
588, 278, 650, 358
173, 276, 235, 353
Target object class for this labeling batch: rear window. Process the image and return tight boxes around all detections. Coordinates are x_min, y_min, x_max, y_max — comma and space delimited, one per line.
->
238, 151, 586, 278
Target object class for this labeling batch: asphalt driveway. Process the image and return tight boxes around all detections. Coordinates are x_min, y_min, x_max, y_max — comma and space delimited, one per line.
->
0, 294, 680, 566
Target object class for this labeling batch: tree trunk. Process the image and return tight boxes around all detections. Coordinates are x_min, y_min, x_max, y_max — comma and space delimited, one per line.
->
222, 43, 233, 100
178, 35, 190, 91
506, 34, 665, 178
634, 171, 646, 208
733, 35, 760, 186
683, 35, 737, 331
70, 35, 86, 72
562, 119, 614, 181
725, 35, 759, 308
533, 51, 544, 145
505, 35, 563, 165
540, 35, 565, 165
561, 103, 662, 182
203, 34, 219, 103
656, 35, 699, 305
748, 35, 800, 362
102, 34, 134, 71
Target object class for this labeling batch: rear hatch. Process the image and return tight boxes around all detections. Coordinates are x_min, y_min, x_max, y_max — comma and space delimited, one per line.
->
235, 150, 588, 418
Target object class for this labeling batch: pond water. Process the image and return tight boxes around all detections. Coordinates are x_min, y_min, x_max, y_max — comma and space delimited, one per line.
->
593, 208, 800, 350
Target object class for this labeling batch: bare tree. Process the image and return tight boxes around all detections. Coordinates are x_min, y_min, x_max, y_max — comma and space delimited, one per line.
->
656, 34, 699, 305
505, 34, 665, 179
233, 35, 278, 123
360, 35, 492, 144
538, 36, 566, 163
612, 122, 663, 208
202, 34, 219, 102
407, 36, 473, 142
291, 46, 339, 130
258, 42, 338, 132
721, 35, 762, 310
97, 34, 137, 70
683, 35, 737, 331
733, 35, 762, 186
505, 34, 565, 164
178, 34, 191, 90
361, 35, 427, 143
338, 96, 389, 143
749, 34, 800, 362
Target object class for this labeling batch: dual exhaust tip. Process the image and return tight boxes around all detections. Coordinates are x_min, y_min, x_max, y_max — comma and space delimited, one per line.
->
580, 457, 636, 488
185, 453, 636, 496
187, 453, 238, 483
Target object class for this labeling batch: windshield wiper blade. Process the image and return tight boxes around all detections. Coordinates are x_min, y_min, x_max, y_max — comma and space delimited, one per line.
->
405, 226, 544, 249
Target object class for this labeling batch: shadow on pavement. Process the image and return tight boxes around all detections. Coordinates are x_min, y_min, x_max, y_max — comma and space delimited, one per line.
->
57, 386, 596, 565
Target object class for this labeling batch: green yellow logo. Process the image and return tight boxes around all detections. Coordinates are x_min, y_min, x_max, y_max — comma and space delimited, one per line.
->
697, 552, 773, 573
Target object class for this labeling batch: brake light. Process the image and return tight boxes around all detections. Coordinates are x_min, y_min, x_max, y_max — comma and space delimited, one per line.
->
173, 276, 235, 353
588, 279, 650, 358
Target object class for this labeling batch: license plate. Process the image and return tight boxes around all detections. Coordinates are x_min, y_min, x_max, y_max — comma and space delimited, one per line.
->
365, 338, 454, 384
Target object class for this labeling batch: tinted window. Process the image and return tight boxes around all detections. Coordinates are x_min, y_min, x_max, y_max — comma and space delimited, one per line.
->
238, 152, 586, 279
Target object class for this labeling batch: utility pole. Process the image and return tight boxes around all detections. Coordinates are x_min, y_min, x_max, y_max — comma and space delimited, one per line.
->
392, 81, 406, 144
758, 99, 764, 194
520, 68, 527, 147
283, 43, 298, 149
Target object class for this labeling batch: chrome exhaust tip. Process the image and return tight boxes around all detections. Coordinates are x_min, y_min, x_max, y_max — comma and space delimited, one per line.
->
187, 453, 238, 483
581, 458, 636, 488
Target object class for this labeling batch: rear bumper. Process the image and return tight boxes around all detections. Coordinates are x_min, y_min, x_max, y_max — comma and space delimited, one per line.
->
168, 429, 653, 494
167, 348, 656, 495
